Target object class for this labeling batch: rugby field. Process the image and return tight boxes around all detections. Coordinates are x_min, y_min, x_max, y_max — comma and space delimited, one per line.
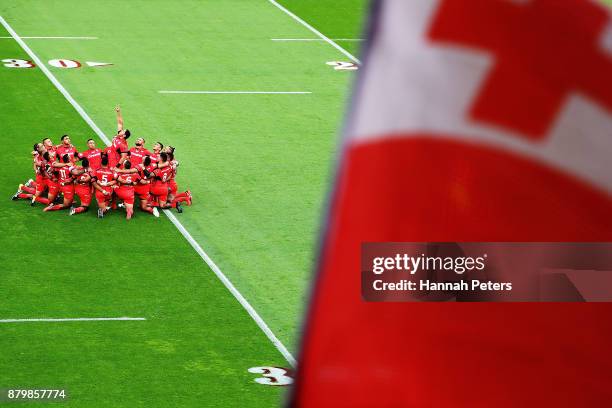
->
0, 0, 365, 406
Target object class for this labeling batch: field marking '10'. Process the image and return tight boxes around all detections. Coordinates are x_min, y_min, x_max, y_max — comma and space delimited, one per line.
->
2, 58, 112, 68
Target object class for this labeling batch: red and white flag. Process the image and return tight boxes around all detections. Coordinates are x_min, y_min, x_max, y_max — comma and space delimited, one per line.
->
292, 1, 612, 406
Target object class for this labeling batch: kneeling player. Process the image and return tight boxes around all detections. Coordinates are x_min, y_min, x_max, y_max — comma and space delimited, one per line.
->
165, 149, 191, 208
12, 143, 43, 201
150, 152, 178, 211
114, 158, 157, 217
93, 155, 117, 218
44, 154, 74, 212
115, 160, 139, 220
31, 151, 57, 206
134, 156, 158, 217
70, 157, 94, 215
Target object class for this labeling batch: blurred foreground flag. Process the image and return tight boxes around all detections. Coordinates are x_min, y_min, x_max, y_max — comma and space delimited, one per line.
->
291, 1, 612, 407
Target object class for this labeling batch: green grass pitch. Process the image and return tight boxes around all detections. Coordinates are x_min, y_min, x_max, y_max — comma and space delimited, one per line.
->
0, 0, 365, 406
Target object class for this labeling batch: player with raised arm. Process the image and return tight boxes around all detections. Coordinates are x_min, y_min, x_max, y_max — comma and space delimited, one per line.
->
93, 155, 117, 218
69, 157, 94, 215
43, 154, 75, 212
12, 107, 195, 217
106, 106, 130, 168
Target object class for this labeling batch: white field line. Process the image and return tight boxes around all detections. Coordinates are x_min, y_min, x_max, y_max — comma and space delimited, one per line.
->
159, 90, 311, 95
267, 0, 361, 64
0, 36, 98, 39
0, 15, 297, 368
164, 211, 297, 366
0, 317, 145, 323
271, 38, 363, 41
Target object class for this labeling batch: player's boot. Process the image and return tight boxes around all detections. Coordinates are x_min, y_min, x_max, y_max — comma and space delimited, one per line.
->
69, 206, 76, 216
26, 179, 34, 187
31, 197, 36, 206
152, 207, 160, 218
118, 202, 125, 209
97, 208, 104, 218
175, 201, 183, 213
11, 184, 23, 200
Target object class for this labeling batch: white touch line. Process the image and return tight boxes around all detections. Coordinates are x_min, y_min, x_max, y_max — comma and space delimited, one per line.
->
159, 91, 311, 95
0, 14, 296, 369
0, 317, 145, 323
267, 0, 361, 64
0, 36, 98, 40
271, 38, 363, 42
164, 211, 297, 366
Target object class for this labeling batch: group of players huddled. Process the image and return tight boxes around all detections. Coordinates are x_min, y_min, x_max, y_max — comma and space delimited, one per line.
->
11, 106, 192, 219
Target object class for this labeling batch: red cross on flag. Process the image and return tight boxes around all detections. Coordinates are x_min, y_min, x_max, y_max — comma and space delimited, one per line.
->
291, 1, 612, 407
